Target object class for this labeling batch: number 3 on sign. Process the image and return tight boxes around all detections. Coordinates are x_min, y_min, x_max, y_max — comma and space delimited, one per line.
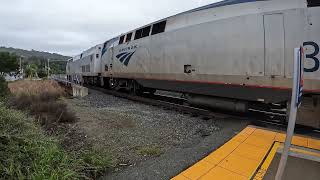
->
303, 41, 319, 72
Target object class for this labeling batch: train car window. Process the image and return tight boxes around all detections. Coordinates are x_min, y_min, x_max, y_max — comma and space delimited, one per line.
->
307, 0, 320, 7
135, 29, 143, 40
126, 33, 132, 42
142, 26, 151, 38
86, 65, 90, 72
151, 21, 166, 35
134, 26, 151, 40
119, 35, 125, 44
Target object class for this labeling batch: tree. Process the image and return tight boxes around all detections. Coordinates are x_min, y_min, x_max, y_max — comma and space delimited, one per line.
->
0, 52, 19, 75
50, 61, 67, 74
0, 75, 9, 98
25, 64, 38, 78
37, 68, 47, 78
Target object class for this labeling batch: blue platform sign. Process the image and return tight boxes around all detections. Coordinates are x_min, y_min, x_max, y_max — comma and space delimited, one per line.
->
295, 46, 304, 107
275, 46, 305, 180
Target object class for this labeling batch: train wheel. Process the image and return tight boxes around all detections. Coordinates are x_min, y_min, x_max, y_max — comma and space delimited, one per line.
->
145, 88, 156, 95
109, 78, 119, 90
130, 80, 141, 95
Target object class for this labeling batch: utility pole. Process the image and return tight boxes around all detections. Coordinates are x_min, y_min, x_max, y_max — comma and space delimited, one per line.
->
19, 57, 22, 72
19, 56, 24, 78
47, 58, 50, 79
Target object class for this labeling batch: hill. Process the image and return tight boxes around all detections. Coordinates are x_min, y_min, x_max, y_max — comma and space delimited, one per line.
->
0, 46, 70, 61
0, 46, 69, 75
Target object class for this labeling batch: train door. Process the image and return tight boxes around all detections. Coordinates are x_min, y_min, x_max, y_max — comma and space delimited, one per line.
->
264, 13, 285, 77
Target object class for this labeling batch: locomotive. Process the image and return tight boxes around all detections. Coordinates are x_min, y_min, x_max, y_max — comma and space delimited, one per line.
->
67, 0, 320, 128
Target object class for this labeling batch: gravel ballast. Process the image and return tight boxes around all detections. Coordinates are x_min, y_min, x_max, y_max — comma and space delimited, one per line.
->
65, 89, 249, 180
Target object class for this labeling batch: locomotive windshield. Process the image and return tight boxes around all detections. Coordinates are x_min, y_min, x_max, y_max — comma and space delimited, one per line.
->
307, 0, 320, 7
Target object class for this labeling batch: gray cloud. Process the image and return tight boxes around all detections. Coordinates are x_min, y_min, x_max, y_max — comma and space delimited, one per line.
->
0, 0, 220, 55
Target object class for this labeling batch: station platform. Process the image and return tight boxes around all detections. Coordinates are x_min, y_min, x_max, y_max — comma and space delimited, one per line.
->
172, 126, 320, 180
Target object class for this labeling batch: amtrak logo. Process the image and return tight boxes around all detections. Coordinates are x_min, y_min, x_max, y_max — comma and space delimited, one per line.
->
116, 51, 136, 66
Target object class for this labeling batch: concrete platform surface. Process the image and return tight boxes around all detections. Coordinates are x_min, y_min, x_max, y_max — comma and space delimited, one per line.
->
171, 126, 320, 180
263, 153, 320, 180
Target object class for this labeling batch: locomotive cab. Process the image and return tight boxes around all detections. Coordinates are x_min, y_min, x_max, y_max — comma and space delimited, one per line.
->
295, 0, 320, 128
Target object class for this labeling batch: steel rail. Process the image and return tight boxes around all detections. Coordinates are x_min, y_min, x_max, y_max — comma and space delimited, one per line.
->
53, 78, 320, 136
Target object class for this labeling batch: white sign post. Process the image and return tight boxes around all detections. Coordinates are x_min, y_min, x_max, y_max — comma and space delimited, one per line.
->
275, 47, 304, 180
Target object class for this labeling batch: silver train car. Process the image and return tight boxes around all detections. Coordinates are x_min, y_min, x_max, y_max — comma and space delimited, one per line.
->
67, 0, 320, 128
67, 44, 103, 84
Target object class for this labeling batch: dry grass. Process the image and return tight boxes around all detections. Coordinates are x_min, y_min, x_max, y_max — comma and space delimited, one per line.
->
8, 80, 65, 97
7, 80, 76, 131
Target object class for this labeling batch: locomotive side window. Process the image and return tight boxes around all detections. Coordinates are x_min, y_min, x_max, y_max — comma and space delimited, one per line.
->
151, 21, 166, 35
307, 0, 320, 7
103, 41, 108, 49
126, 33, 132, 42
142, 26, 151, 38
119, 35, 125, 44
135, 26, 151, 40
134, 29, 143, 40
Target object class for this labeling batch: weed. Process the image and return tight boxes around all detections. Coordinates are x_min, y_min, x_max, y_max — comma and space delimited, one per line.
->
0, 105, 81, 179
7, 80, 76, 130
2, 80, 113, 179
0, 80, 112, 179
0, 103, 113, 179
80, 149, 113, 178
136, 146, 162, 157
0, 75, 9, 99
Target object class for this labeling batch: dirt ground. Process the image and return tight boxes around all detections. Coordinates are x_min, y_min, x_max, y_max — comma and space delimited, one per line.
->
65, 89, 249, 180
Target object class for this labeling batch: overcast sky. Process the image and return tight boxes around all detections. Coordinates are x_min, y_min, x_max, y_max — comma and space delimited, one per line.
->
0, 0, 221, 56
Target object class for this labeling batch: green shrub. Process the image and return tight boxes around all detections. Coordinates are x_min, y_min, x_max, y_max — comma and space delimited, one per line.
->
3, 80, 113, 179
80, 149, 112, 178
0, 103, 113, 179
0, 105, 81, 179
0, 76, 9, 98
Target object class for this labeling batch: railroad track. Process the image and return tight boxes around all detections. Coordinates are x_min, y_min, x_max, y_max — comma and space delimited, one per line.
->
55, 79, 320, 137
86, 85, 235, 120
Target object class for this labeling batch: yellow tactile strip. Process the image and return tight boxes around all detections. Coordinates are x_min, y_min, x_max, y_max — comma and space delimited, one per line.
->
171, 126, 320, 180
253, 142, 281, 180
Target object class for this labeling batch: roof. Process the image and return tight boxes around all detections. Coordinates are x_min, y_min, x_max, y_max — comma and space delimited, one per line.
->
179, 0, 267, 15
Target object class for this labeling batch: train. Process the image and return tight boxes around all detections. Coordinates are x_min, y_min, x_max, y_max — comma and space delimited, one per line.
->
66, 0, 320, 128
